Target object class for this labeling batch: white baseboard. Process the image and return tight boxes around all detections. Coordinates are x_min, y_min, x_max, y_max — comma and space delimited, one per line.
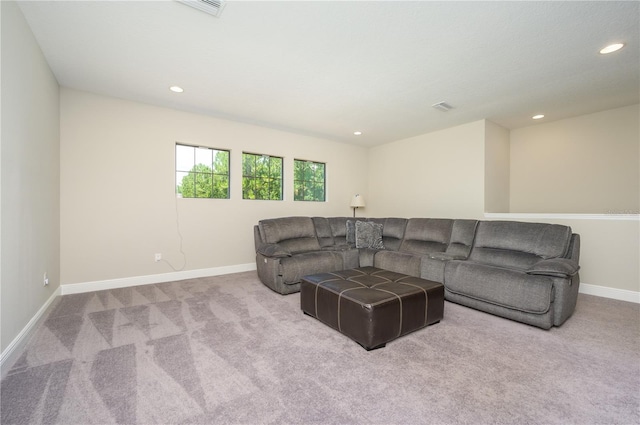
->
579, 282, 639, 303
61, 263, 257, 295
484, 213, 640, 221
1, 286, 62, 379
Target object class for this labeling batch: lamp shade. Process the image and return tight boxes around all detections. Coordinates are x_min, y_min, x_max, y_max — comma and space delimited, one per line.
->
350, 194, 366, 208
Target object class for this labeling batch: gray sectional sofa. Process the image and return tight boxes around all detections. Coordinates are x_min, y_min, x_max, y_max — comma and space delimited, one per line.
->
254, 216, 581, 329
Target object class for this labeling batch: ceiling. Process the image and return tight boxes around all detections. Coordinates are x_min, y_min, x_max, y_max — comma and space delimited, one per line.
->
17, 1, 639, 147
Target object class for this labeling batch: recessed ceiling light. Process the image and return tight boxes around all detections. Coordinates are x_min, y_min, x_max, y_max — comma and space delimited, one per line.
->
599, 43, 624, 54
532, 114, 545, 120
169, 86, 184, 93
353, 131, 362, 136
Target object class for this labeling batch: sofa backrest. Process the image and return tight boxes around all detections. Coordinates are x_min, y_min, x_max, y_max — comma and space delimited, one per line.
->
469, 221, 572, 269
258, 216, 321, 254
312, 217, 334, 247
365, 218, 407, 251
311, 217, 355, 247
399, 218, 453, 255
446, 219, 479, 258
328, 217, 352, 245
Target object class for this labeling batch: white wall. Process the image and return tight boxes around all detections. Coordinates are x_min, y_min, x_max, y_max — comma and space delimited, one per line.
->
484, 121, 510, 213
367, 120, 486, 219
367, 115, 638, 296
510, 104, 639, 214
506, 105, 640, 295
60, 89, 368, 285
1, 1, 60, 354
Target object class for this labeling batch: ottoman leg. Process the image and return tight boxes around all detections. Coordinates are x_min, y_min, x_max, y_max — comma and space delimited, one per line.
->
359, 342, 386, 351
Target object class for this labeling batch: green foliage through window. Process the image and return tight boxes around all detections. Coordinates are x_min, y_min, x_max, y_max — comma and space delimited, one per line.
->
294, 159, 326, 201
176, 144, 230, 198
242, 153, 283, 200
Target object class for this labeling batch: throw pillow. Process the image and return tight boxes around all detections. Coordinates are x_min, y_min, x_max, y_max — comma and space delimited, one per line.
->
355, 220, 385, 250
346, 220, 356, 245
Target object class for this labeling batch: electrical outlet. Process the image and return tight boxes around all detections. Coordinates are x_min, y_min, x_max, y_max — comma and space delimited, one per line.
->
43, 272, 49, 286
155, 253, 162, 262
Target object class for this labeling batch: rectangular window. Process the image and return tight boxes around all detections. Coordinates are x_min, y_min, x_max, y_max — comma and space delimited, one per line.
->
242, 152, 283, 200
294, 159, 326, 201
176, 144, 230, 198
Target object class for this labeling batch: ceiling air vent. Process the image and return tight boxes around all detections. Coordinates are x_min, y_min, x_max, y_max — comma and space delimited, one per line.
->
176, 0, 226, 18
432, 102, 454, 112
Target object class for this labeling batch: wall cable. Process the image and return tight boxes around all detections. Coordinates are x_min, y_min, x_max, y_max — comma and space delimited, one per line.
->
159, 195, 187, 272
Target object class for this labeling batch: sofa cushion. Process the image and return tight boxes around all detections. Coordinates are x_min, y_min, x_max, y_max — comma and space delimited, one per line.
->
355, 220, 384, 249
374, 250, 421, 277
468, 249, 543, 271
472, 221, 571, 259
327, 217, 352, 245
468, 221, 572, 270
278, 251, 344, 284
445, 261, 554, 314
376, 218, 407, 251
259, 217, 321, 254
256, 243, 291, 258
260, 216, 316, 243
312, 217, 334, 248
278, 238, 322, 254
399, 218, 453, 255
446, 219, 478, 258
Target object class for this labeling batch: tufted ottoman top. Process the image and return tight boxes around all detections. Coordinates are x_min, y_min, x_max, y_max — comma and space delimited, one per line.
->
300, 266, 444, 350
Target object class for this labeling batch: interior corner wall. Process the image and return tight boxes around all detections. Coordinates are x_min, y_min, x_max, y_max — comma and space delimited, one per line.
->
505, 105, 639, 294
367, 120, 486, 219
484, 120, 510, 213
1, 1, 61, 354
60, 88, 368, 286
510, 104, 639, 214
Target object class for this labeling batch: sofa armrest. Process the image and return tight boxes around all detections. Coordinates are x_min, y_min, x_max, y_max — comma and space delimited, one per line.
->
428, 252, 466, 261
526, 258, 580, 278
359, 248, 377, 267
256, 243, 292, 258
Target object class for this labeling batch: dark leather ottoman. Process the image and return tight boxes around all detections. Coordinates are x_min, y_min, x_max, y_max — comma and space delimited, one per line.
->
300, 266, 444, 350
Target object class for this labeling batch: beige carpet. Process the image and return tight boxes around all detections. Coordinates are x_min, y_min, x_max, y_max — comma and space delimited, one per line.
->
1, 271, 638, 424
